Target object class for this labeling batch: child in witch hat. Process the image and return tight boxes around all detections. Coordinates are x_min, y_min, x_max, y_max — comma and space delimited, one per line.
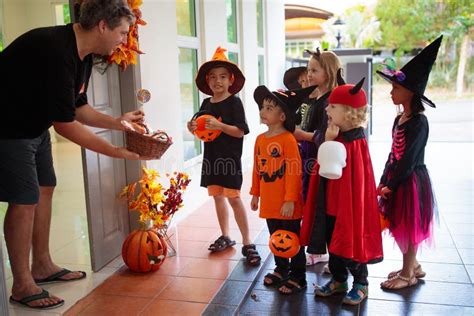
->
283, 66, 308, 90
301, 77, 383, 305
187, 47, 261, 265
283, 66, 308, 128
377, 36, 442, 290
250, 84, 316, 295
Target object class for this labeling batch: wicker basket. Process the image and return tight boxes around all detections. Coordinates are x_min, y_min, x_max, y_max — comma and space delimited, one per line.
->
126, 130, 172, 159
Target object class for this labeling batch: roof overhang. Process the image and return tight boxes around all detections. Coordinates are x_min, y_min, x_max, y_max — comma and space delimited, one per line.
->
285, 4, 334, 20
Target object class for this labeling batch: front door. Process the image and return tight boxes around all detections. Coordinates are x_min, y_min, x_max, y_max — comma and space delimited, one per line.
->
81, 65, 131, 271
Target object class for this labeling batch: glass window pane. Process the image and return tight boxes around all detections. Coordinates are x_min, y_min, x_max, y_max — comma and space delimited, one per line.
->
54, 4, 71, 25
176, 0, 196, 37
178, 48, 201, 160
63, 4, 71, 24
256, 0, 264, 47
226, 0, 237, 43
258, 55, 265, 85
228, 51, 238, 64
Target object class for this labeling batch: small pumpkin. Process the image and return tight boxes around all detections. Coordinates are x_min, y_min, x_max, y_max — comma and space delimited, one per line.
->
269, 229, 300, 258
191, 111, 222, 142
122, 229, 168, 272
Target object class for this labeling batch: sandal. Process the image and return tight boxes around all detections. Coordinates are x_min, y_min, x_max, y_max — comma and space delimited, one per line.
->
278, 278, 307, 295
387, 264, 426, 279
314, 278, 348, 297
263, 272, 287, 287
342, 283, 368, 305
381, 272, 418, 290
9, 289, 64, 310
208, 235, 236, 252
242, 244, 261, 266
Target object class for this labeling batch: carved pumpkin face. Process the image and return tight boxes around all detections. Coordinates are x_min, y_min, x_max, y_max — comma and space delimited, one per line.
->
193, 114, 223, 142
122, 229, 168, 272
257, 144, 286, 183
269, 230, 300, 258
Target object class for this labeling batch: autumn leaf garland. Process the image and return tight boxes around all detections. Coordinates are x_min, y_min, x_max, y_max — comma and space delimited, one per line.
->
108, 0, 146, 70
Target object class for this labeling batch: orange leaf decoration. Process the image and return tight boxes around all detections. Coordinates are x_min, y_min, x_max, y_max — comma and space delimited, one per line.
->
107, 0, 146, 71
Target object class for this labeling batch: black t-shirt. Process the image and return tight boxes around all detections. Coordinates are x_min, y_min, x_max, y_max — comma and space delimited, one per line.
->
0, 24, 92, 139
200, 95, 250, 189
301, 91, 330, 133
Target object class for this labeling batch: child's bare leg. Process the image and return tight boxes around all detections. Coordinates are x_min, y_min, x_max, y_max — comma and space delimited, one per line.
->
227, 197, 251, 245
382, 243, 418, 289
214, 195, 230, 237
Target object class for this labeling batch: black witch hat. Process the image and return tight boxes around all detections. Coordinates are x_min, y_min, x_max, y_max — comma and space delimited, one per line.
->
254, 85, 317, 132
283, 66, 307, 90
376, 35, 443, 108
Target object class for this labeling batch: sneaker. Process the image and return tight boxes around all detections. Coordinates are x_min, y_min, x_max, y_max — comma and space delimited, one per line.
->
342, 283, 368, 305
306, 253, 329, 266
314, 278, 348, 297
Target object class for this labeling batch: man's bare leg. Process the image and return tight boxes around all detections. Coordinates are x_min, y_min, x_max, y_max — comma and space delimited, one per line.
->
31, 186, 83, 281
5, 203, 62, 307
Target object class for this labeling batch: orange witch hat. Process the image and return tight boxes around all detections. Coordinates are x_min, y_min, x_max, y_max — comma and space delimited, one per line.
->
195, 46, 245, 96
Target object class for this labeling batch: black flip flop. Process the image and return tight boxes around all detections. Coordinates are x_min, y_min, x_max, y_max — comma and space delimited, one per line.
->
34, 268, 87, 285
10, 289, 64, 310
208, 235, 236, 252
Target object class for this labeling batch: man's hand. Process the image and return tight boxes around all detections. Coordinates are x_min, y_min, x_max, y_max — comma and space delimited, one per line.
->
119, 110, 145, 129
250, 196, 259, 211
280, 201, 295, 218
114, 147, 157, 160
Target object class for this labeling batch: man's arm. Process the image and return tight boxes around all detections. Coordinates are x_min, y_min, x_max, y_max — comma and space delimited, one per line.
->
53, 120, 140, 160
75, 104, 144, 131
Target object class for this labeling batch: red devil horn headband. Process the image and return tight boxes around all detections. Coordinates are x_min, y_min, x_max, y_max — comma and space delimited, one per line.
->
349, 77, 365, 95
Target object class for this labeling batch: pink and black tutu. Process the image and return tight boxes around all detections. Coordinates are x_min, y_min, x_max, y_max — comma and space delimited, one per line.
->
379, 166, 437, 253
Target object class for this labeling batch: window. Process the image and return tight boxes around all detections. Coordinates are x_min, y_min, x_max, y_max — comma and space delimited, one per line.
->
54, 3, 71, 25
176, 0, 196, 37
179, 48, 201, 161
226, 0, 237, 43
177, 0, 201, 161
256, 0, 264, 48
258, 55, 265, 85
228, 51, 238, 64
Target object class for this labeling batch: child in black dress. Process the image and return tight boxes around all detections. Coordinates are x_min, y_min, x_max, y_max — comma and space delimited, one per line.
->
377, 36, 442, 290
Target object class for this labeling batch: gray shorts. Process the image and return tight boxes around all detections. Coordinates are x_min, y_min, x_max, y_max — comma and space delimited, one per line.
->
0, 131, 56, 204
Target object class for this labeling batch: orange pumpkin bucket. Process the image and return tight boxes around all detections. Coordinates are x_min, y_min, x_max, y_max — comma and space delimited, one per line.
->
191, 111, 222, 142
269, 230, 301, 259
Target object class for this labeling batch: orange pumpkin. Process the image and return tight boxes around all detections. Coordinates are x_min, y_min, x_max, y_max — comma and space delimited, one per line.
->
191, 111, 222, 142
122, 229, 168, 272
269, 230, 300, 258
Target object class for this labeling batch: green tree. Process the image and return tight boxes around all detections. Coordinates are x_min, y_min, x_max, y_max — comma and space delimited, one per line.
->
375, 0, 473, 93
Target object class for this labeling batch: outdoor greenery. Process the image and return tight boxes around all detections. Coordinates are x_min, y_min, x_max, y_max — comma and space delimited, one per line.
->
330, 0, 473, 93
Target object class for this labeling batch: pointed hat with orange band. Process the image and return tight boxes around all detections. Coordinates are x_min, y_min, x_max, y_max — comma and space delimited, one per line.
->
195, 46, 246, 96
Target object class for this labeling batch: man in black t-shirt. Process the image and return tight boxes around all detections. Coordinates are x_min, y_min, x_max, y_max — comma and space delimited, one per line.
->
0, 0, 145, 309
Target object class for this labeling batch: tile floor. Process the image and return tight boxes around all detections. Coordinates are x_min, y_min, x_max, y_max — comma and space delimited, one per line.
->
1, 98, 473, 315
